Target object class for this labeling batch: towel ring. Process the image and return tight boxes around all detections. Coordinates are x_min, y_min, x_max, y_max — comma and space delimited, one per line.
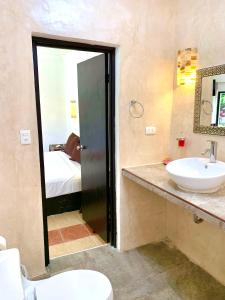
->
129, 100, 144, 118
201, 99, 212, 116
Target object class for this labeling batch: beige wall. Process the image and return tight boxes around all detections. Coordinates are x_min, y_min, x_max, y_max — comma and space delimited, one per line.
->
168, 0, 225, 285
120, 178, 166, 250
117, 1, 176, 250
0, 0, 176, 276
170, 0, 225, 161
166, 202, 225, 285
2, 0, 224, 283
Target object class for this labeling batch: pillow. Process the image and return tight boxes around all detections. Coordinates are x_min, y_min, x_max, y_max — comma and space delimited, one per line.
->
64, 133, 80, 156
70, 144, 81, 163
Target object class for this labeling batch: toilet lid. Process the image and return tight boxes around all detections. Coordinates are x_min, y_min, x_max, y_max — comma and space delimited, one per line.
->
35, 270, 113, 300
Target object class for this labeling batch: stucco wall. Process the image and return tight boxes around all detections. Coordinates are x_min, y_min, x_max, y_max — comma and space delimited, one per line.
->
168, 0, 225, 285
0, 0, 176, 276
1, 0, 225, 284
170, 0, 225, 161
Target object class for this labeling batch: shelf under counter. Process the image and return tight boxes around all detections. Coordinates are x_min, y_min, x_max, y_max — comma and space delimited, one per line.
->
122, 164, 225, 231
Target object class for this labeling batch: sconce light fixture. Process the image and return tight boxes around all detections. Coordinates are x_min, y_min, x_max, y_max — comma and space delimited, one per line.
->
177, 48, 198, 86
70, 100, 77, 118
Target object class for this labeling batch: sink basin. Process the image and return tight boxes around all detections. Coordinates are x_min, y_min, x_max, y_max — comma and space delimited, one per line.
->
166, 157, 225, 193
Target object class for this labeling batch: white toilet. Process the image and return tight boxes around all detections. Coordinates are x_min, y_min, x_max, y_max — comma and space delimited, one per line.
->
0, 248, 113, 300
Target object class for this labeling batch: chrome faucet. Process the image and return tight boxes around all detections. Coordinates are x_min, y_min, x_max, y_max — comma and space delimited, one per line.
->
201, 140, 217, 163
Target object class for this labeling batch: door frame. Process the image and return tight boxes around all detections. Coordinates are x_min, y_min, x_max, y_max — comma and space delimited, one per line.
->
32, 36, 116, 266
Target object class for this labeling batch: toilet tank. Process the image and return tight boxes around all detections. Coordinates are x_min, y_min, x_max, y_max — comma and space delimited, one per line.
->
0, 248, 25, 300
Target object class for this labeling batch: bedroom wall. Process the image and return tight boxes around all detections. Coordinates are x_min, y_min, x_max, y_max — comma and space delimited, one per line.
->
38, 48, 68, 151
63, 50, 102, 139
63, 54, 80, 139
0, 0, 176, 276
38, 48, 101, 151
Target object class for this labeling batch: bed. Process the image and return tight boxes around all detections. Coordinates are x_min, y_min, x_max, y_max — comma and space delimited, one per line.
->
44, 151, 82, 216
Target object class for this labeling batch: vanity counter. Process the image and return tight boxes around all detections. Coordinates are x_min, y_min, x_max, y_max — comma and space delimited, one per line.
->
122, 164, 225, 230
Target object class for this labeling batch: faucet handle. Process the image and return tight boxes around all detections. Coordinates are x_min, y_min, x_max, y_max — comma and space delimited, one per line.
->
201, 149, 209, 156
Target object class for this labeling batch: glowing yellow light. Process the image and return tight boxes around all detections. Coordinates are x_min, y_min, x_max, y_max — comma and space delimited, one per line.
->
177, 48, 198, 86
70, 100, 77, 118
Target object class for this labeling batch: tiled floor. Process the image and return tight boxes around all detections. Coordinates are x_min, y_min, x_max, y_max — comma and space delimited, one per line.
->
47, 211, 106, 258
47, 242, 225, 300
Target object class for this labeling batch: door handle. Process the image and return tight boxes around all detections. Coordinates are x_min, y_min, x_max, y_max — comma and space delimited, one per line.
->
77, 145, 86, 152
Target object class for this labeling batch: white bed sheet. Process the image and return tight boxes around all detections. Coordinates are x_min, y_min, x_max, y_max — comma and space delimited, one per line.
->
44, 151, 81, 198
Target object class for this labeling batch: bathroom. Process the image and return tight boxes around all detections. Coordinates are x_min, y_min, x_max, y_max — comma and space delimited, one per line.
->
1, 0, 225, 299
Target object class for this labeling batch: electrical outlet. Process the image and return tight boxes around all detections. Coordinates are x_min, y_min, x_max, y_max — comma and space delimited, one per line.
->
145, 126, 157, 135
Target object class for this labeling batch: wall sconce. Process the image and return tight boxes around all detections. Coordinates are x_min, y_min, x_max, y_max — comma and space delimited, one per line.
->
177, 48, 198, 86
70, 100, 77, 118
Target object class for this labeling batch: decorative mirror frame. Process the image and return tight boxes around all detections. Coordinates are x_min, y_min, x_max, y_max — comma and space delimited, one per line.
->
193, 64, 225, 135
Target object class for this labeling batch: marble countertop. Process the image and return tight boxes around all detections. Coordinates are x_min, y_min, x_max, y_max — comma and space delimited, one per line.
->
122, 164, 225, 230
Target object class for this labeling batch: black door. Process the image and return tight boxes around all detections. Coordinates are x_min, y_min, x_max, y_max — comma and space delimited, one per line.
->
78, 54, 108, 242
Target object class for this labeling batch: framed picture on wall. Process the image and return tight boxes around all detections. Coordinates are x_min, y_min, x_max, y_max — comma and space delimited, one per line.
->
217, 91, 225, 127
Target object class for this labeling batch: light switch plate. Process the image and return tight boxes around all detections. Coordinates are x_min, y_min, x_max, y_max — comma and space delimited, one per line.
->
145, 126, 157, 135
20, 129, 31, 145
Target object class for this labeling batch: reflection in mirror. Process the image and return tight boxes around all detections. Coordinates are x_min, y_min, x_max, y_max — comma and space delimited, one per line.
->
200, 75, 225, 127
193, 64, 225, 135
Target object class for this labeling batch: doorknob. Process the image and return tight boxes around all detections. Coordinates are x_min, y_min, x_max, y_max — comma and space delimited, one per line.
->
77, 145, 86, 151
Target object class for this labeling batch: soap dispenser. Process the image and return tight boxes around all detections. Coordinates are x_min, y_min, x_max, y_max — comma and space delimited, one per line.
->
177, 133, 185, 147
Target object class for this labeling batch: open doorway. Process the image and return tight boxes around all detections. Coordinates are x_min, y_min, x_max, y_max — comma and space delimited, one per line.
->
32, 37, 116, 265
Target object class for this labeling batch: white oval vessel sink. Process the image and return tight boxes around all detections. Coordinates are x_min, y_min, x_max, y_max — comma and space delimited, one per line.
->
166, 157, 225, 193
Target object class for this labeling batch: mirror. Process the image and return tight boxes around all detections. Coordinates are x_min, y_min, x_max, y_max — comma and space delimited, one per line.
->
193, 64, 225, 135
